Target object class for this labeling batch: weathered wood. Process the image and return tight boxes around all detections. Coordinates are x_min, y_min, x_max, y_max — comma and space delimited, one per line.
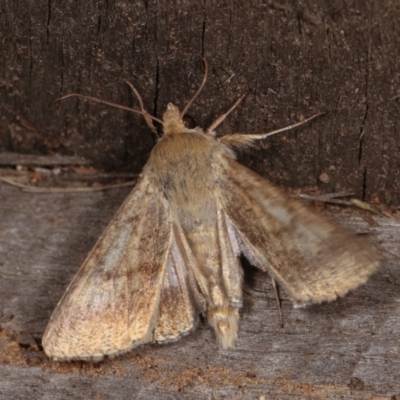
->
0, 152, 89, 166
0, 181, 399, 399
1, 1, 399, 203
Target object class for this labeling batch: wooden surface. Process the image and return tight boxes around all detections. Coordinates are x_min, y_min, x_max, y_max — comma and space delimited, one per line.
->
1, 0, 400, 203
1, 1, 400, 397
1, 181, 399, 399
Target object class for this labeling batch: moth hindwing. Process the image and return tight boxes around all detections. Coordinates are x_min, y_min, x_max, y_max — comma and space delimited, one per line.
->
43, 61, 379, 361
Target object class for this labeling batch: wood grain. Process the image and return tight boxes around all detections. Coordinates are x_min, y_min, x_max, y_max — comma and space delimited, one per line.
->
1, 1, 399, 203
0, 182, 399, 399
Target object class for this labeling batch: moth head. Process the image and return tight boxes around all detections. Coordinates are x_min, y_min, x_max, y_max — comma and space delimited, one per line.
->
163, 103, 186, 135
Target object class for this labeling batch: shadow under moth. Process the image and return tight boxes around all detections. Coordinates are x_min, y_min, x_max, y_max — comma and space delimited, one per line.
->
43, 61, 379, 361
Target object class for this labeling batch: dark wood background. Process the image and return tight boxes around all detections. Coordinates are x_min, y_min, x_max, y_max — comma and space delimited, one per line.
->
1, 1, 400, 399
1, 0, 399, 203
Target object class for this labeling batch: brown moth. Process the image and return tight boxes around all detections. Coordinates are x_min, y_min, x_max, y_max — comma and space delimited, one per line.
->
43, 61, 379, 361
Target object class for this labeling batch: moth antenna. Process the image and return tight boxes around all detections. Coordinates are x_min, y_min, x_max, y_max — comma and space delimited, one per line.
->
123, 80, 158, 133
180, 58, 209, 118
206, 91, 249, 134
271, 277, 284, 328
57, 93, 164, 126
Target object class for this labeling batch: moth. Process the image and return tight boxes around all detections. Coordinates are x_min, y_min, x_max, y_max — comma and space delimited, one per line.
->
43, 61, 379, 361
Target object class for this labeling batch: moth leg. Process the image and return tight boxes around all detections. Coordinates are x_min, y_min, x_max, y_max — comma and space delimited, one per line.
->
219, 112, 324, 147
271, 277, 284, 328
206, 92, 249, 134
124, 80, 157, 133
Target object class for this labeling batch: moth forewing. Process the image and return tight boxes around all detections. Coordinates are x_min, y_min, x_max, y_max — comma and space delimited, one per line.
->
44, 62, 379, 361
216, 157, 379, 306
42, 176, 174, 360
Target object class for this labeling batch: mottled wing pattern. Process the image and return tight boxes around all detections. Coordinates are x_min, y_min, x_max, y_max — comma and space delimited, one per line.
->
43, 176, 198, 360
217, 157, 379, 306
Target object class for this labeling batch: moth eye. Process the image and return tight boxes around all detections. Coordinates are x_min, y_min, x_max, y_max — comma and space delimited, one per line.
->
183, 115, 196, 129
